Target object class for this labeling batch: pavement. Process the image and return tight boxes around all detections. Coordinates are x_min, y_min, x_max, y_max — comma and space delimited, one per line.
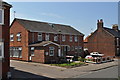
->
10, 59, 118, 79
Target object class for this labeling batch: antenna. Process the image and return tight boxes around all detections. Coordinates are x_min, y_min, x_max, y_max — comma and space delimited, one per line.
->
14, 11, 16, 19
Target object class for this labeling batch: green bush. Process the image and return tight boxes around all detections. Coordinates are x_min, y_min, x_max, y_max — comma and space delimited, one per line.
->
78, 57, 86, 62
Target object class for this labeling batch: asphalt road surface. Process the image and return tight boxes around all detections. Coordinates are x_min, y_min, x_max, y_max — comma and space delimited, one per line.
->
75, 66, 118, 78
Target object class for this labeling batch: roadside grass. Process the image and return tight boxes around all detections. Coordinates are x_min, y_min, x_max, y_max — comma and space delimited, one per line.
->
50, 62, 86, 68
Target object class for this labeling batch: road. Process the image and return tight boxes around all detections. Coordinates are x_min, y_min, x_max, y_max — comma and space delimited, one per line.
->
74, 66, 118, 78
10, 60, 118, 79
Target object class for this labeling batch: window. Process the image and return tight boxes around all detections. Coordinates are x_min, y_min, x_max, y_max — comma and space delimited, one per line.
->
64, 46, 67, 51
71, 46, 74, 51
45, 33, 49, 41
10, 47, 22, 58
62, 35, 66, 42
117, 38, 119, 46
69, 35, 73, 42
54, 35, 58, 41
74, 35, 78, 42
17, 32, 21, 41
78, 46, 82, 53
67, 46, 70, 51
10, 34, 14, 41
75, 46, 78, 52
38, 32, 42, 41
49, 47, 54, 56
0, 9, 4, 24
31, 47, 34, 56
0, 42, 4, 58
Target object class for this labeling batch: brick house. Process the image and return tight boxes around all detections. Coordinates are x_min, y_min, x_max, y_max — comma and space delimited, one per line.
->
85, 19, 120, 57
0, 1, 12, 79
10, 18, 84, 63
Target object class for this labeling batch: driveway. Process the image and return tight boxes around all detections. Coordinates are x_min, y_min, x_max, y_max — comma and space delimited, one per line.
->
10, 60, 118, 79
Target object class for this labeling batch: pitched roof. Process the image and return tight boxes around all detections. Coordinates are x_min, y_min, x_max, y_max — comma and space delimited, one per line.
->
2, 1, 12, 7
103, 27, 120, 38
13, 18, 84, 36
29, 41, 60, 47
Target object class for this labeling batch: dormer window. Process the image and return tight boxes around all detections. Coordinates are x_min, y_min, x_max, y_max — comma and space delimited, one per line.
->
10, 34, 14, 41
45, 33, 49, 41
0, 9, 4, 24
38, 32, 42, 41
17, 32, 21, 41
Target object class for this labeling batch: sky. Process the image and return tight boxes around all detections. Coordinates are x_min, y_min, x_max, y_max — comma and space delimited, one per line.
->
7, 2, 118, 38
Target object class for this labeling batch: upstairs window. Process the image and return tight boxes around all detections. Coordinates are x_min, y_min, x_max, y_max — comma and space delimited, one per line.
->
62, 35, 66, 42
38, 32, 42, 41
45, 33, 49, 41
69, 35, 73, 42
54, 34, 58, 41
17, 32, 21, 41
0, 9, 4, 24
74, 35, 78, 42
10, 34, 14, 41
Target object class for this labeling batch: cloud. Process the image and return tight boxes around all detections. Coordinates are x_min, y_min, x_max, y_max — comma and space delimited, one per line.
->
41, 13, 64, 19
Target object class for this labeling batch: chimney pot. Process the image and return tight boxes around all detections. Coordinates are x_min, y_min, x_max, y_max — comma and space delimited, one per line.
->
112, 24, 119, 31
97, 19, 104, 29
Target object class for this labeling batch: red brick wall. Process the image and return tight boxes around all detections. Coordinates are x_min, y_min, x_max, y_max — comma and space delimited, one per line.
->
32, 50, 45, 63
10, 21, 29, 61
88, 28, 116, 57
44, 44, 59, 63
28, 32, 84, 56
2, 5, 11, 79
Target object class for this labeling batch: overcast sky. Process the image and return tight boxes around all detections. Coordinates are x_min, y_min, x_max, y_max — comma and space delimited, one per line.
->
7, 2, 118, 38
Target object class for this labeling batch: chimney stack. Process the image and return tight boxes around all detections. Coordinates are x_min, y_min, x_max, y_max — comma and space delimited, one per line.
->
97, 19, 104, 29
112, 24, 119, 31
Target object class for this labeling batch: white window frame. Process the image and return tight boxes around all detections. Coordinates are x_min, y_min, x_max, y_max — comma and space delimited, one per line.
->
45, 33, 49, 41
0, 42, 4, 58
0, 9, 4, 25
17, 33, 21, 41
62, 35, 66, 42
10, 34, 14, 41
54, 35, 58, 41
74, 35, 78, 42
49, 47, 54, 56
69, 35, 73, 42
117, 38, 119, 46
38, 32, 42, 41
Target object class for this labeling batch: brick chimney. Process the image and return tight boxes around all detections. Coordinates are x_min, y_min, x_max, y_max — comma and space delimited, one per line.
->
97, 19, 103, 29
112, 24, 119, 31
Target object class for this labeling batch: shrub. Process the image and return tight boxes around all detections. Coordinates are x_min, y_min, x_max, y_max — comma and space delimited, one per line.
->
78, 57, 86, 62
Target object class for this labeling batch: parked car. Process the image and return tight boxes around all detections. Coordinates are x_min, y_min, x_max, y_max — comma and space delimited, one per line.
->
90, 52, 104, 57
85, 55, 93, 59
